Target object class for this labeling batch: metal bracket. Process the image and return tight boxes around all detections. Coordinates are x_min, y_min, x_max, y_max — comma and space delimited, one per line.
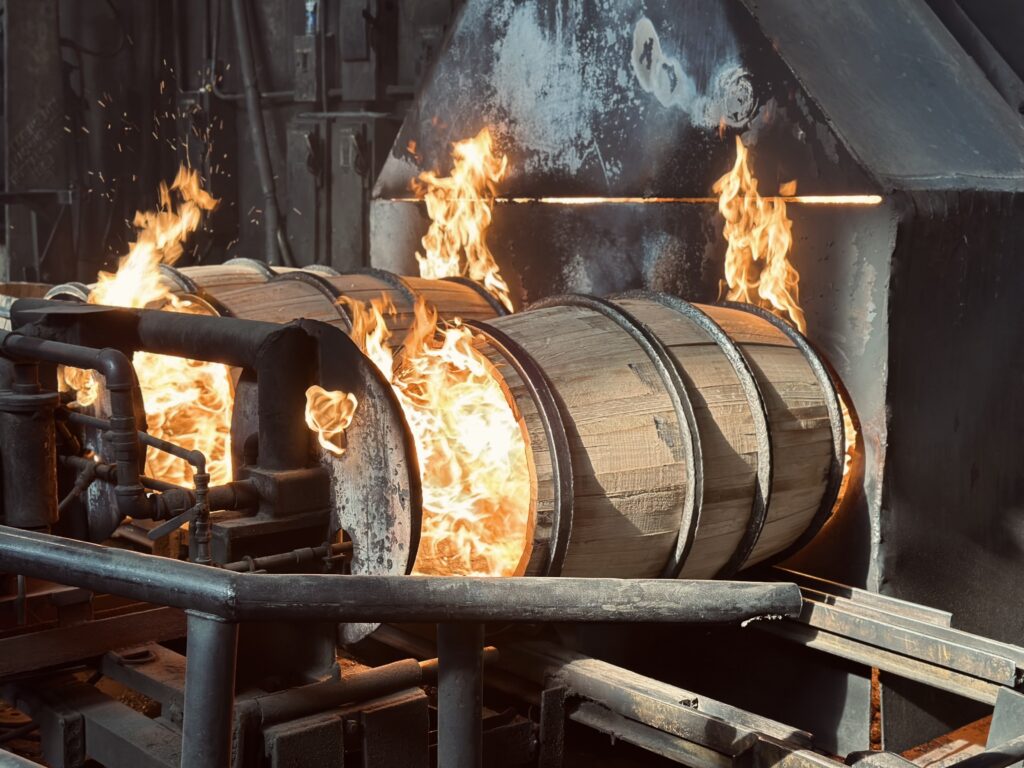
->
538, 687, 567, 768
988, 688, 1024, 768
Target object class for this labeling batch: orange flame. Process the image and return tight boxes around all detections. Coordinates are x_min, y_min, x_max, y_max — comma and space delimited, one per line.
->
305, 129, 530, 573
714, 135, 806, 334
64, 167, 234, 488
304, 385, 358, 456
328, 296, 531, 576
340, 295, 395, 376
398, 301, 530, 576
413, 128, 513, 312
715, 137, 859, 490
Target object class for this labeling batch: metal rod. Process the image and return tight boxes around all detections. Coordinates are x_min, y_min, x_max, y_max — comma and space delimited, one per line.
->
952, 734, 1024, 768
13, 304, 320, 472
257, 658, 423, 726
0, 332, 151, 519
62, 410, 206, 472
438, 623, 484, 768
221, 541, 351, 573
0, 526, 803, 624
229, 0, 293, 266
181, 611, 238, 768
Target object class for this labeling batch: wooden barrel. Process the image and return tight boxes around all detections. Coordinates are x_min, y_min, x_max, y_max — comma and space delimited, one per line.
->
0, 283, 51, 330
314, 270, 504, 343
475, 296, 700, 578
46, 258, 503, 344
44, 281, 92, 303
707, 301, 844, 564
469, 293, 844, 579
172, 264, 505, 344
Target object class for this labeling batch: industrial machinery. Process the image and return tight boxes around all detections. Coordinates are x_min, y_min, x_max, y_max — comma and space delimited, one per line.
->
3, 0, 1024, 767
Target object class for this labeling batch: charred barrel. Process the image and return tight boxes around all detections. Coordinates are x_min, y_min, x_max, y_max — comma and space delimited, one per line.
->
470, 293, 845, 580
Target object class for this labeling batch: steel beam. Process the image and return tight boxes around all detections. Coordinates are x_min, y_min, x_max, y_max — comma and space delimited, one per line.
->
0, 607, 186, 677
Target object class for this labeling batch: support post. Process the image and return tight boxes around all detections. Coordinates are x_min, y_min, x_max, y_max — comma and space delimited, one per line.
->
437, 623, 484, 768
181, 612, 238, 768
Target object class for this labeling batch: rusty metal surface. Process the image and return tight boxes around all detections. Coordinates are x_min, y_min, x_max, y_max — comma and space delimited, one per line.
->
0, 607, 186, 679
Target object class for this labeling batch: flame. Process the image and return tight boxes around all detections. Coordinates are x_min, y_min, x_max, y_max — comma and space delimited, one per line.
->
839, 396, 858, 489
61, 365, 100, 407
714, 135, 806, 334
413, 128, 513, 312
398, 300, 530, 576
301, 296, 389, 458
305, 128, 530, 574
340, 295, 395, 376
715, 137, 860, 493
304, 385, 359, 456
63, 167, 234, 488
327, 296, 531, 576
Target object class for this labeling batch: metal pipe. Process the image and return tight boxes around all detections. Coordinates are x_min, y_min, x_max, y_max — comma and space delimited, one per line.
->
0, 332, 151, 520
13, 303, 320, 471
106, 307, 314, 467
0, 526, 803, 624
61, 454, 257, 513
63, 410, 206, 472
0, 362, 59, 529
229, 0, 294, 266
181, 611, 238, 768
437, 623, 484, 768
257, 658, 422, 725
222, 540, 351, 573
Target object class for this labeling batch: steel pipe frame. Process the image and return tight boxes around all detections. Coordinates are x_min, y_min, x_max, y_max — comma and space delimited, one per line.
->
11, 300, 323, 471
0, 526, 799, 768
0, 302, 805, 768
181, 612, 238, 768
0, 525, 802, 624
437, 623, 485, 768
0, 331, 153, 520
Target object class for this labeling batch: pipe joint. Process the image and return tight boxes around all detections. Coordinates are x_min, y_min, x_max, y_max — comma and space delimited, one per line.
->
95, 347, 136, 391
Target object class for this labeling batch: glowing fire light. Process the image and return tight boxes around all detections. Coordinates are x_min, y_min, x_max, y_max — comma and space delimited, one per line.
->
307, 129, 531, 575
386, 194, 883, 205
714, 135, 805, 334
397, 300, 530, 576
413, 128, 514, 312
307, 296, 530, 575
305, 385, 358, 456
64, 167, 234, 488
715, 136, 859, 489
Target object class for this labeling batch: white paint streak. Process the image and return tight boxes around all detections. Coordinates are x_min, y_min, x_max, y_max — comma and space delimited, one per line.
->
491, 6, 596, 175
631, 16, 756, 129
